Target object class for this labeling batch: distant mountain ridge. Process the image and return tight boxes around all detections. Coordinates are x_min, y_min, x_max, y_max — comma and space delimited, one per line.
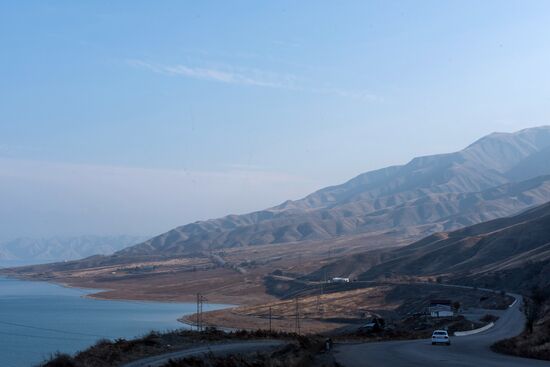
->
118, 126, 550, 257
0, 235, 146, 266
288, 126, 550, 210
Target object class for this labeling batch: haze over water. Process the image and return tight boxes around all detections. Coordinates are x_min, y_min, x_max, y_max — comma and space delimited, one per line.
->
0, 277, 227, 367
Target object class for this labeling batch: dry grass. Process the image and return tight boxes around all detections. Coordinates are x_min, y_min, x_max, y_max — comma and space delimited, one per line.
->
188, 283, 512, 334
2, 232, 412, 305
492, 299, 550, 361
492, 326, 550, 361
188, 286, 396, 334
158, 336, 335, 367
38, 329, 317, 367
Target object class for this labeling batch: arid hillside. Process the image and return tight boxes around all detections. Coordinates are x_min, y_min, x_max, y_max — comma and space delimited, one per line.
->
6, 127, 550, 308
345, 200, 550, 291
118, 126, 550, 258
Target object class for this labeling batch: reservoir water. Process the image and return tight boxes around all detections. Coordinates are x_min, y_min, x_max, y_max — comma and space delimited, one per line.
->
0, 277, 228, 367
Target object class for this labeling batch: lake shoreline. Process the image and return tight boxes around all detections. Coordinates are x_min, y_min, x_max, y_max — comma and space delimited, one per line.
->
0, 267, 254, 305
0, 273, 239, 332
0, 276, 232, 367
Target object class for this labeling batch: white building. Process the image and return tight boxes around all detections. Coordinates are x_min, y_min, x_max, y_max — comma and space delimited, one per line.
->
429, 300, 454, 317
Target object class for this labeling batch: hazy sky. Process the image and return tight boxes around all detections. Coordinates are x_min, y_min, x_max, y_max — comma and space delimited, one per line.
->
2, 1, 550, 240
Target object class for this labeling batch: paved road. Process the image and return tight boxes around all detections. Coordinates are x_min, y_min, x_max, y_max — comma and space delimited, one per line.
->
122, 340, 285, 367
335, 294, 550, 367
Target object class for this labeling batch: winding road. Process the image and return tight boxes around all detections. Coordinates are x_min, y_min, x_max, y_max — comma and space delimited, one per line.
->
122, 340, 285, 367
334, 294, 550, 366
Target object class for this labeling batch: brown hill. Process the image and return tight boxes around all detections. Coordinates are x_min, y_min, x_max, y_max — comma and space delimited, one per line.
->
119, 126, 550, 258
355, 200, 550, 291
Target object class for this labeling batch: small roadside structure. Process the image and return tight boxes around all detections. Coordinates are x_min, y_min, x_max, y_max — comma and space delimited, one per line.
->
331, 277, 350, 283
360, 317, 386, 332
429, 299, 454, 317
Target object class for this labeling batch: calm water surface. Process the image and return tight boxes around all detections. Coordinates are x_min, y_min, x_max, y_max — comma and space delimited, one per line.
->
0, 277, 228, 367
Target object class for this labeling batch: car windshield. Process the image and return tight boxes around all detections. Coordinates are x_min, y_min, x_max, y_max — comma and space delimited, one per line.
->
434, 332, 447, 336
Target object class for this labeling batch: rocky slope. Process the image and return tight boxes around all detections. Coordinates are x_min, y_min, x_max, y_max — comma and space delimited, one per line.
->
119, 126, 550, 257
353, 200, 550, 290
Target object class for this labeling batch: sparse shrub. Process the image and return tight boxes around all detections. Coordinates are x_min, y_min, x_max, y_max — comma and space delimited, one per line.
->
480, 314, 499, 323
40, 352, 76, 367
531, 286, 549, 305
92, 338, 112, 348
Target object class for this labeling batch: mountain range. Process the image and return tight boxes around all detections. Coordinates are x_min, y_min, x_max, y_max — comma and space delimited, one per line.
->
0, 235, 146, 267
5, 126, 550, 311
118, 126, 550, 258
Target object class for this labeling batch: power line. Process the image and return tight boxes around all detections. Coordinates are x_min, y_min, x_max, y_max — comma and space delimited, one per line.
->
0, 330, 96, 342
0, 320, 108, 338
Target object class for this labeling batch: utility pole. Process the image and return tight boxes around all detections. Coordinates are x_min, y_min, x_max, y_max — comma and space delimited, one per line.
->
196, 292, 200, 332
201, 294, 206, 331
319, 268, 327, 318
269, 306, 272, 333
196, 293, 206, 332
295, 298, 300, 335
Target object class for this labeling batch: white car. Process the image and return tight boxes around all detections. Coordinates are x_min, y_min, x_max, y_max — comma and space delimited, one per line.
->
431, 330, 451, 345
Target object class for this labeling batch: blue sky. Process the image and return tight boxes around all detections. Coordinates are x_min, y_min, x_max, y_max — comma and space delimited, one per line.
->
1, 1, 550, 239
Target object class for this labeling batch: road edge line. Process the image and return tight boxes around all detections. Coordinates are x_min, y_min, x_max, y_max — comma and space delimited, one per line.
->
454, 322, 494, 336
